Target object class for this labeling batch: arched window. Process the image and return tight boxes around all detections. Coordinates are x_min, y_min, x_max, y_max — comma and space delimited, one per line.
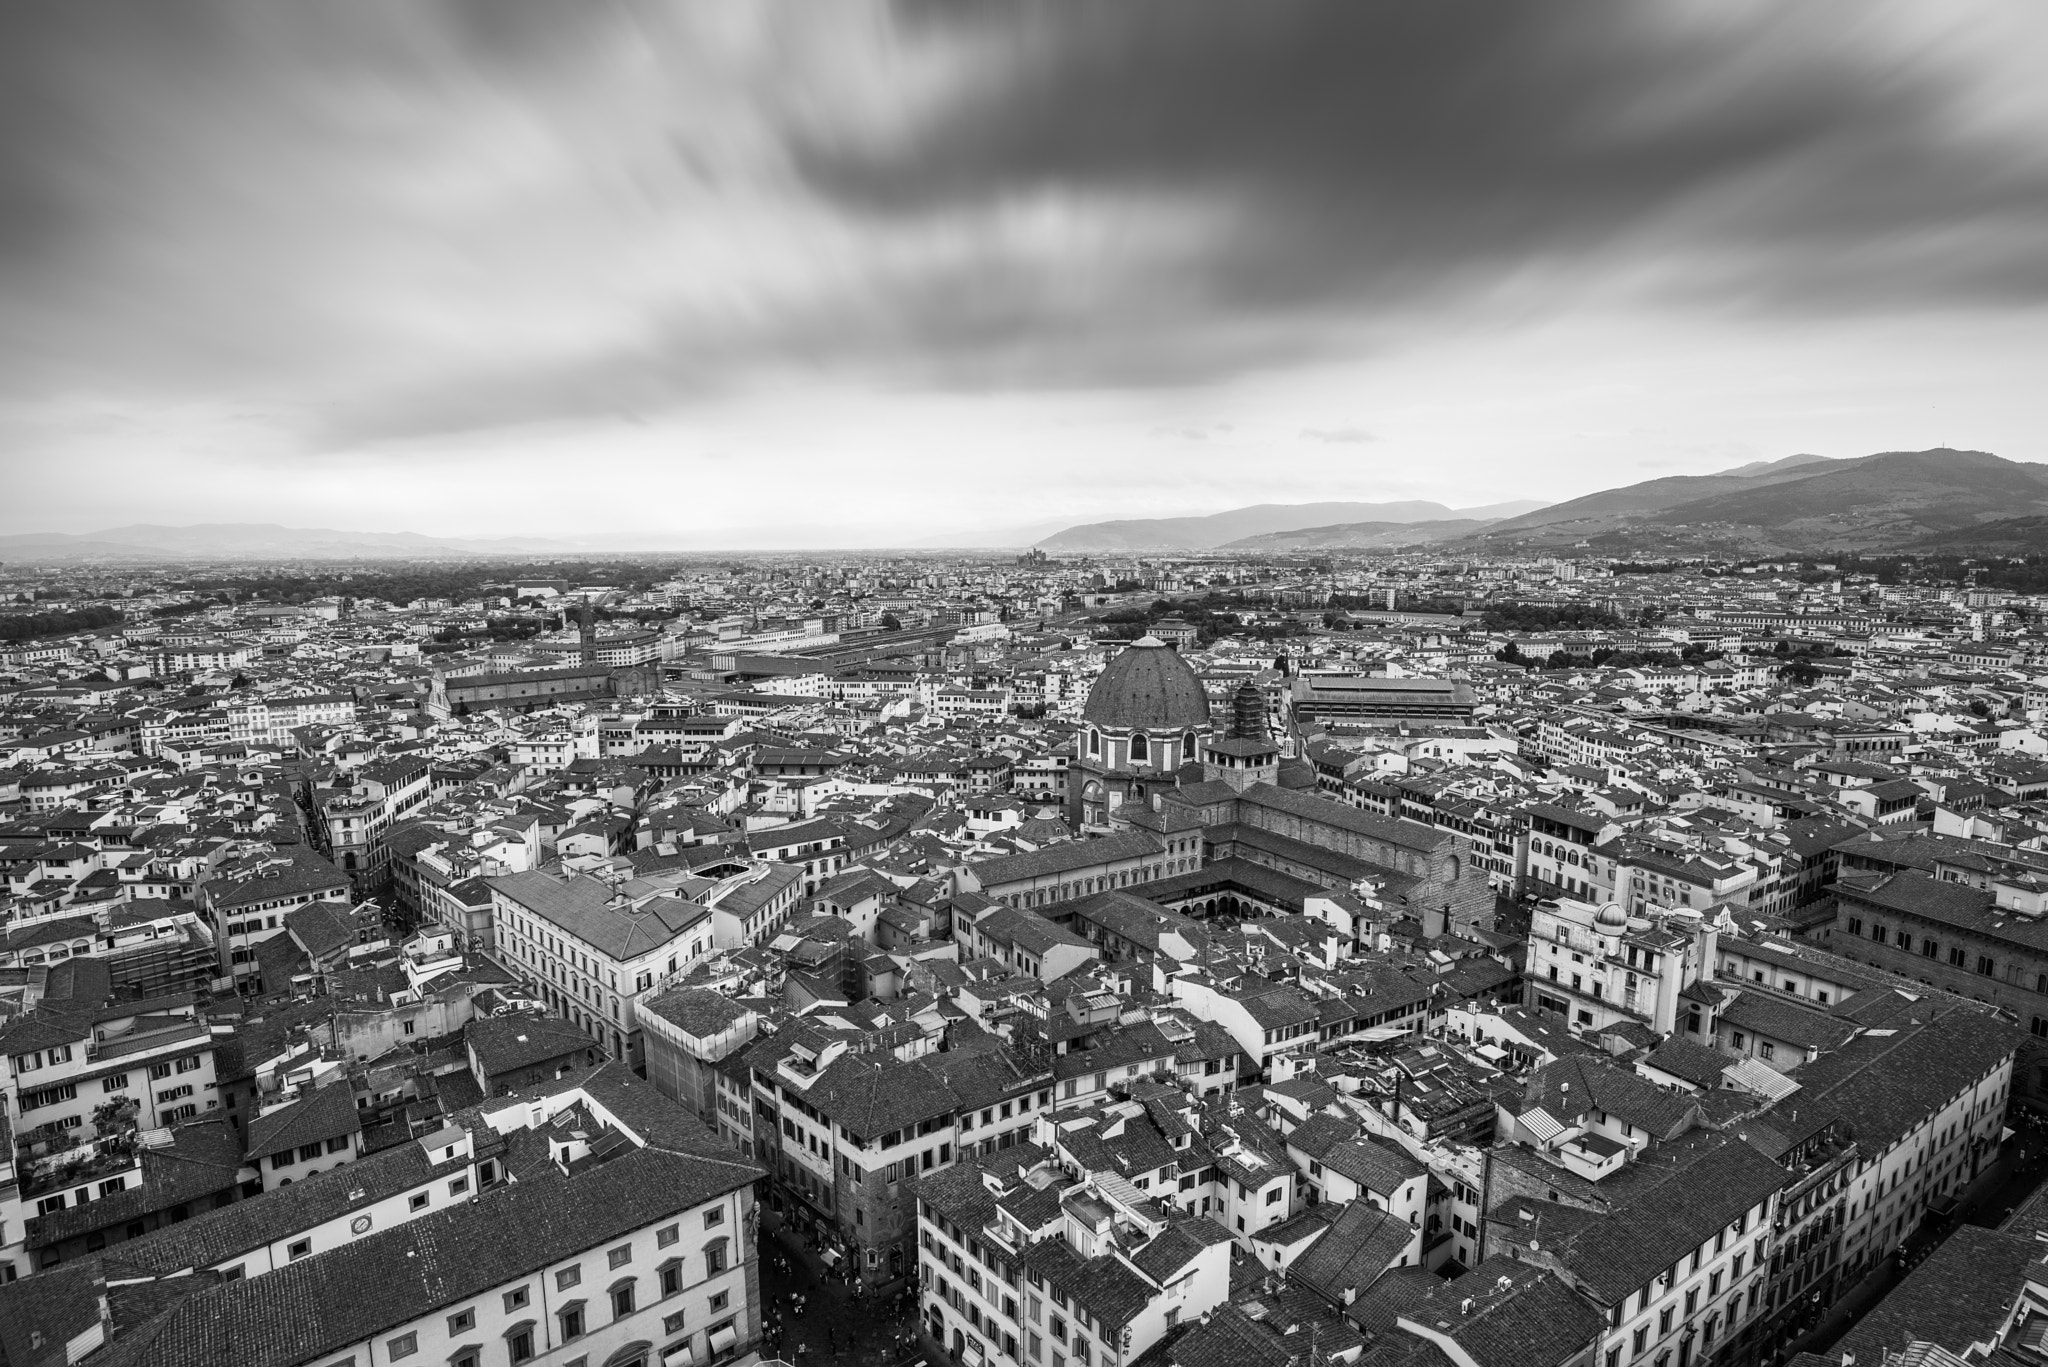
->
1088, 729, 1100, 757
1183, 732, 1196, 761
1130, 733, 1149, 767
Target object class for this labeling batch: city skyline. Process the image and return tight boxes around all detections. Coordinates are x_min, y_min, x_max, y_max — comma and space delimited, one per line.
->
4, 2, 2047, 546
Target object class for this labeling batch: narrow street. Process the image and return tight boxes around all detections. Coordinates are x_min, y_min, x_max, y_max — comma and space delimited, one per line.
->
1786, 1127, 2048, 1362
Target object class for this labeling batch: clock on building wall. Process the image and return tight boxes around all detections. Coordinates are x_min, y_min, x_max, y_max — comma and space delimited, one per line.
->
351, 1215, 372, 1235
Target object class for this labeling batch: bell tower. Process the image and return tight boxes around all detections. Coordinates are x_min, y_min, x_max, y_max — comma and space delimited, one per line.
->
1200, 680, 1280, 792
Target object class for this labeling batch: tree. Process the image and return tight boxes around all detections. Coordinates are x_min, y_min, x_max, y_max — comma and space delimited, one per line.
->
880, 613, 903, 632
1480, 602, 1620, 633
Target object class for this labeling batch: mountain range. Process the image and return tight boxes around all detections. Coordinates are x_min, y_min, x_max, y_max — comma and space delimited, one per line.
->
1034, 500, 1548, 552
1218, 518, 1502, 551
7, 448, 2042, 561
1474, 448, 2048, 554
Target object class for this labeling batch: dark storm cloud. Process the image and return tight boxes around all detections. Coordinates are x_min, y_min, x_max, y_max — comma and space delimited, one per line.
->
798, 2, 2048, 314
352, 0, 2048, 440
2, 1, 2045, 451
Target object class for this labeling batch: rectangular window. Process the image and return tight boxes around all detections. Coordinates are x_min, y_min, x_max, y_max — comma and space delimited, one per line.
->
448, 1309, 475, 1334
327, 1135, 351, 1154
612, 1284, 636, 1318
288, 1239, 312, 1260
388, 1333, 418, 1360
658, 1223, 680, 1247
504, 1287, 531, 1312
609, 1244, 633, 1269
508, 1328, 535, 1364
560, 1305, 585, 1339
661, 1263, 682, 1297
704, 1205, 725, 1228
102, 1073, 129, 1093
664, 1312, 687, 1334
409, 1193, 429, 1211
557, 1266, 583, 1291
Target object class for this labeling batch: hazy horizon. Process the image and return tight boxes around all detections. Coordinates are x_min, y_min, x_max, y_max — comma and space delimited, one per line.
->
5, 4, 2047, 548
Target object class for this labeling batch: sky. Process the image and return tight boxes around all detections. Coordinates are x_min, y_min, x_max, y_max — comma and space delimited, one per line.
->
3, 0, 2047, 548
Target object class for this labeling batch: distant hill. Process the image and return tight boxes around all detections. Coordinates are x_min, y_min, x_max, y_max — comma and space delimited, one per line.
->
1714, 452, 1833, 478
0, 524, 579, 563
1908, 515, 2048, 554
1481, 455, 1852, 536
1221, 518, 1500, 551
1473, 449, 2048, 554
1037, 499, 1547, 552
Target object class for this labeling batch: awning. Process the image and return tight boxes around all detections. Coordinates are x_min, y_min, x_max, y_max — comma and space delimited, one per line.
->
821, 1248, 841, 1267
962, 1340, 987, 1367
709, 1326, 739, 1356
662, 1343, 695, 1367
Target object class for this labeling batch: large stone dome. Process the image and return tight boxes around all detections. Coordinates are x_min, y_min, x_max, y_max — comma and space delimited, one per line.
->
1083, 636, 1211, 731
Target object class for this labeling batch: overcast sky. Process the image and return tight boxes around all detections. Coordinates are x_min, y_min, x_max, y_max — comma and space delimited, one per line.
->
3, 1, 2047, 547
